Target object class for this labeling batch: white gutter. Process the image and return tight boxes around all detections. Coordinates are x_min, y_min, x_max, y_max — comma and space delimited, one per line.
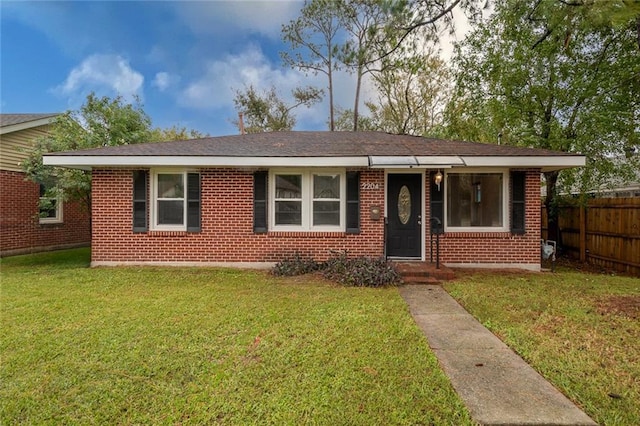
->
43, 155, 371, 170
43, 153, 586, 172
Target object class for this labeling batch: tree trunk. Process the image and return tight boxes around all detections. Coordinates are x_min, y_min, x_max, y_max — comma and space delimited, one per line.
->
353, 65, 363, 131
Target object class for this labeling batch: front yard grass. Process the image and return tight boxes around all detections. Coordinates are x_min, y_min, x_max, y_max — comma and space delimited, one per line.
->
444, 267, 640, 426
1, 249, 472, 425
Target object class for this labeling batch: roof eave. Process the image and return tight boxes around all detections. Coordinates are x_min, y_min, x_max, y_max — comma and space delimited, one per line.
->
43, 154, 586, 172
0, 116, 58, 135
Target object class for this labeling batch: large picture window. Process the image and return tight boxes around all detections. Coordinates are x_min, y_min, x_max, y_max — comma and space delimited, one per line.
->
271, 170, 344, 231
446, 171, 507, 231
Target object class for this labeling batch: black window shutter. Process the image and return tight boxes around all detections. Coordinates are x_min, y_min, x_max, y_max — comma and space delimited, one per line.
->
187, 173, 201, 232
346, 171, 360, 234
253, 171, 268, 233
429, 171, 444, 234
511, 171, 526, 235
132, 170, 148, 233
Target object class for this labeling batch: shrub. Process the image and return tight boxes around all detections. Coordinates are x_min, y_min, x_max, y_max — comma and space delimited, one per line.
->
322, 252, 401, 288
272, 253, 319, 276
272, 251, 401, 287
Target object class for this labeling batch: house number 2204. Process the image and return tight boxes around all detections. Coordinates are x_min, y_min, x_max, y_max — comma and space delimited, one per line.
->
361, 182, 380, 190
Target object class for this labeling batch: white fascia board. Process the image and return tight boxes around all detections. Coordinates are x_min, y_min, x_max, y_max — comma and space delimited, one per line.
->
0, 116, 57, 135
43, 155, 371, 169
460, 155, 586, 171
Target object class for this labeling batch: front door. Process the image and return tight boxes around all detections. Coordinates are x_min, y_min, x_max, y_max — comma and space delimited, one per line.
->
386, 173, 422, 258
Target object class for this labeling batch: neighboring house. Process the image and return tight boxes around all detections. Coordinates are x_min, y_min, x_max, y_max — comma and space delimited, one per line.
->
43, 131, 585, 270
0, 114, 91, 256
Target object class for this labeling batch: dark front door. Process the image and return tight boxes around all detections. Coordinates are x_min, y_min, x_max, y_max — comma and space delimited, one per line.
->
387, 174, 422, 258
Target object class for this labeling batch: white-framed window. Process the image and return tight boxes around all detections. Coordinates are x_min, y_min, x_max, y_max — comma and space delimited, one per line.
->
39, 183, 62, 224
151, 170, 187, 231
444, 169, 508, 232
270, 169, 345, 231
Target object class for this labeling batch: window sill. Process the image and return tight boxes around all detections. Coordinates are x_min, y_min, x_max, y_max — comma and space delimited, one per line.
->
148, 230, 190, 237
442, 231, 521, 239
268, 231, 347, 238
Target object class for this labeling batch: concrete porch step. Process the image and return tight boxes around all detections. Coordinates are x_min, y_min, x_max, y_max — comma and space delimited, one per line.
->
394, 261, 455, 284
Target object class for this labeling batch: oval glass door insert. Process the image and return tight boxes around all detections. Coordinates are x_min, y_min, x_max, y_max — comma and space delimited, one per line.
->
398, 185, 411, 224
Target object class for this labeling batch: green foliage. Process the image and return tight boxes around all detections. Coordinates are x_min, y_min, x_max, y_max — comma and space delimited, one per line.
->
365, 53, 452, 136
445, 0, 640, 207
22, 93, 153, 213
272, 253, 320, 276
232, 84, 322, 133
148, 125, 208, 142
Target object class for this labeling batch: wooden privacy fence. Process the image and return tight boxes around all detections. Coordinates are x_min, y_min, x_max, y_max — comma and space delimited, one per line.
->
541, 197, 640, 276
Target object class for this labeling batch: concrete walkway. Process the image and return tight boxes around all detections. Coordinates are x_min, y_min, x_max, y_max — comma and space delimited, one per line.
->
399, 285, 597, 426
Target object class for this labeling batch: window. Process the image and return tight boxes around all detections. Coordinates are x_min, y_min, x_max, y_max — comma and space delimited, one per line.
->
271, 170, 344, 231
445, 171, 507, 231
150, 171, 200, 231
39, 183, 62, 224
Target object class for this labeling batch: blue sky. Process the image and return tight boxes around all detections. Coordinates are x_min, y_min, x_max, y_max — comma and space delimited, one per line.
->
1, 1, 468, 137
1, 1, 362, 136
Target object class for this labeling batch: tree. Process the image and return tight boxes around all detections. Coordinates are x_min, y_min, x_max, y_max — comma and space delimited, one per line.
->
22, 93, 153, 214
336, 0, 392, 130
365, 54, 452, 135
333, 107, 376, 131
149, 125, 208, 142
281, 0, 343, 131
445, 0, 640, 240
232, 84, 323, 133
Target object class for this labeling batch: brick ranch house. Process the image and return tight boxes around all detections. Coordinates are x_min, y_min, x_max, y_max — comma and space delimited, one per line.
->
0, 114, 90, 256
43, 131, 585, 270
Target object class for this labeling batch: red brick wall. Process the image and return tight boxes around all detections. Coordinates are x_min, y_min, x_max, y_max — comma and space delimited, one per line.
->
427, 169, 541, 266
91, 168, 541, 267
91, 168, 386, 263
0, 170, 91, 256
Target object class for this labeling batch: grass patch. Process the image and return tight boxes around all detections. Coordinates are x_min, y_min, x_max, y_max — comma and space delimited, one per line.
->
444, 268, 640, 426
1, 249, 471, 425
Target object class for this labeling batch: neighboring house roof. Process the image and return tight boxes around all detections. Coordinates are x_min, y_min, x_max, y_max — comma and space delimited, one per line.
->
1, 113, 60, 172
44, 131, 586, 172
0, 113, 59, 135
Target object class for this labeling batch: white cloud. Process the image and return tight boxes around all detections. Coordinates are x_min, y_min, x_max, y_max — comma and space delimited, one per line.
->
175, 1, 301, 39
179, 44, 306, 110
152, 72, 179, 92
53, 54, 144, 102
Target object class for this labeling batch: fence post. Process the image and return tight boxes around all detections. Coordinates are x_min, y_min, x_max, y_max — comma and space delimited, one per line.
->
579, 204, 587, 262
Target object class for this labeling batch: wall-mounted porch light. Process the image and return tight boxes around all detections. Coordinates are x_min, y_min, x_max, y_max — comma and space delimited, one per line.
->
434, 170, 443, 191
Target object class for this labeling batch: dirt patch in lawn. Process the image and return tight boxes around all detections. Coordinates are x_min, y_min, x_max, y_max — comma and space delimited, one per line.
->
596, 296, 640, 319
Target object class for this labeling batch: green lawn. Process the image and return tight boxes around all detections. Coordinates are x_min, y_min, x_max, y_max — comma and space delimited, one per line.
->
1, 249, 472, 425
444, 268, 640, 426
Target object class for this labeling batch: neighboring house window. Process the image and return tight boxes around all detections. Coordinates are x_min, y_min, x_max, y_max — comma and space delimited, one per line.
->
151, 170, 200, 231
39, 183, 62, 224
270, 170, 345, 231
445, 171, 508, 231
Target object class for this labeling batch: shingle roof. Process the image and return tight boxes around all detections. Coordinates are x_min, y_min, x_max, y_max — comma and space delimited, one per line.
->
48, 131, 578, 158
0, 113, 59, 128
